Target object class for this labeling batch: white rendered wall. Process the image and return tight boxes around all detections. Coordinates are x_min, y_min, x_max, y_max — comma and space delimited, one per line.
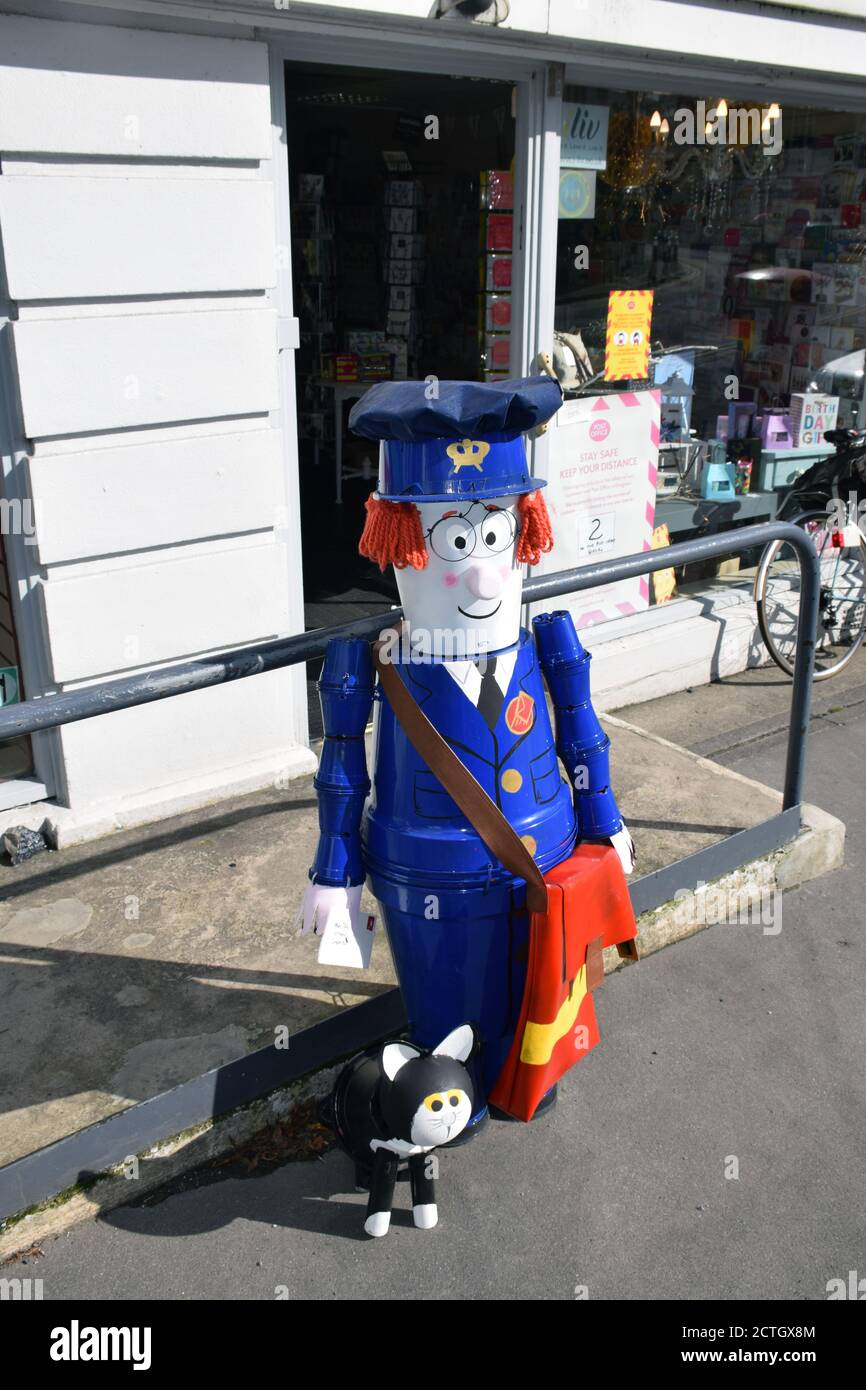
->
0, 13, 314, 843
264, 0, 866, 89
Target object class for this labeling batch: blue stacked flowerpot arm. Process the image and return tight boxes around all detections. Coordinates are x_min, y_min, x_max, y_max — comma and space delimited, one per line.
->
309, 637, 375, 888
533, 610, 624, 841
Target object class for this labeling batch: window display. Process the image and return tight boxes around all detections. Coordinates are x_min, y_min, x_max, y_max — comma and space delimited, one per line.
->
554, 87, 866, 512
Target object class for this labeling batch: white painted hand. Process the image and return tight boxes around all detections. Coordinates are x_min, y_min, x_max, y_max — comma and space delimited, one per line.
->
610, 824, 636, 875
296, 884, 376, 968
296, 883, 359, 938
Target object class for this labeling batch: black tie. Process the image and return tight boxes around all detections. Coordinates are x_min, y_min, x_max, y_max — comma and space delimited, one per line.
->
476, 657, 503, 731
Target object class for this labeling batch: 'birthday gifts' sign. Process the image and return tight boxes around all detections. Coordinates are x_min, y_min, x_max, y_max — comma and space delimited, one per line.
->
789, 392, 839, 447
604, 290, 654, 381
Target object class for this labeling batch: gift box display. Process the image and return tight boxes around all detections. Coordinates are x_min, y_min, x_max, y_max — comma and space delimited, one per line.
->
384, 180, 423, 207
486, 213, 513, 251
387, 207, 417, 234
486, 255, 512, 291
485, 295, 512, 332
390, 233, 425, 261
387, 311, 413, 338
384, 260, 424, 287
482, 169, 514, 210
759, 410, 795, 449
479, 172, 514, 379
321, 352, 360, 383
346, 331, 386, 356
389, 285, 415, 313
734, 459, 753, 494
727, 401, 758, 440
359, 354, 392, 382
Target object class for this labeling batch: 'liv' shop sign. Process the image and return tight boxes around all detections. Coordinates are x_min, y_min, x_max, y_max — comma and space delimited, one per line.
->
560, 103, 609, 170
534, 390, 660, 629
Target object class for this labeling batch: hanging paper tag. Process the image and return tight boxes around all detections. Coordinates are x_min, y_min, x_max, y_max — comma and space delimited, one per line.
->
317, 911, 377, 970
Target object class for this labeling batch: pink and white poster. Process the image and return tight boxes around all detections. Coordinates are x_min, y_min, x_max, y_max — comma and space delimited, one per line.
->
535, 389, 660, 629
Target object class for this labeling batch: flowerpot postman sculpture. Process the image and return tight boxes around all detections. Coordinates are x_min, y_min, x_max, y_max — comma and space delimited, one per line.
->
301, 377, 638, 1236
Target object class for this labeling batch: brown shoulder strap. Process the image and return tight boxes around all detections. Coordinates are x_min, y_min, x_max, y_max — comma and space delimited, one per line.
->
372, 636, 548, 914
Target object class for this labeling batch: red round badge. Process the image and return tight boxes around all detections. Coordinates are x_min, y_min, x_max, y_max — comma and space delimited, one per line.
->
505, 692, 535, 736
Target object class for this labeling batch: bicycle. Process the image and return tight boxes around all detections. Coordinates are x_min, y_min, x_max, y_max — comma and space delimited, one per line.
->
755, 427, 866, 680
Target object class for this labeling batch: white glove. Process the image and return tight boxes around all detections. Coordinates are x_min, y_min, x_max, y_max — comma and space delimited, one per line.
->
296, 883, 376, 969
610, 824, 636, 876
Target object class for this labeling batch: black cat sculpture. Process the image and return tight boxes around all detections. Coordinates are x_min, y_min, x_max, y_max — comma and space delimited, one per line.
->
327, 1023, 476, 1237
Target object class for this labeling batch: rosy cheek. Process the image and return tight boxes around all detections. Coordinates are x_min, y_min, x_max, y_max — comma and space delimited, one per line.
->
500, 564, 511, 580
442, 572, 459, 588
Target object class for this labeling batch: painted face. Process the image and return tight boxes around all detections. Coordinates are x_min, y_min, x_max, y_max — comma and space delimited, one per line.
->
409, 1087, 473, 1148
394, 494, 523, 657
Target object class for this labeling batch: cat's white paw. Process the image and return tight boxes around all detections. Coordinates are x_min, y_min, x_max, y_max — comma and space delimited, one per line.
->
413, 1203, 438, 1230
364, 1211, 391, 1238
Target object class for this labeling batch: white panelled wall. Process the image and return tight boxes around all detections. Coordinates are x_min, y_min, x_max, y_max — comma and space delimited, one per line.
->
0, 13, 315, 844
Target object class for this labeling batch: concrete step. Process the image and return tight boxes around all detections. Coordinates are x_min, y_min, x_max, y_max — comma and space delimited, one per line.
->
583, 577, 764, 711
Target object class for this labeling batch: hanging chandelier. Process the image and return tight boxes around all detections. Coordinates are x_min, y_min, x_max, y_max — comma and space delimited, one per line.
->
602, 98, 783, 224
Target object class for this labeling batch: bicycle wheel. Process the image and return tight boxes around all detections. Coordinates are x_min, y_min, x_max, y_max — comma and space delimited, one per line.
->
756, 510, 866, 680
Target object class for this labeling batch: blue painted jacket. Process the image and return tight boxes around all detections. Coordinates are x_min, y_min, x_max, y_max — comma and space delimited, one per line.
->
309, 610, 622, 896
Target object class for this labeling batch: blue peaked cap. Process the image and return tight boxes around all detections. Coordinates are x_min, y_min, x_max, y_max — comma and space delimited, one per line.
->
348, 375, 562, 503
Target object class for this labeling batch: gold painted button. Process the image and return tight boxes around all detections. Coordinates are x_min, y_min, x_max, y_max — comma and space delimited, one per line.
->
520, 834, 537, 856
501, 769, 523, 793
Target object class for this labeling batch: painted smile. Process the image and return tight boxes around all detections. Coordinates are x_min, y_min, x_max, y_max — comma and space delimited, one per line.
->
457, 601, 502, 620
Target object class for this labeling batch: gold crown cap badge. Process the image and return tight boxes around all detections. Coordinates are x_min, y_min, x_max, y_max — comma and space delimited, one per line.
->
445, 438, 491, 472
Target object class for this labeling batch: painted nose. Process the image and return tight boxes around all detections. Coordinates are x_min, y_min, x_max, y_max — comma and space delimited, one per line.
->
464, 563, 504, 600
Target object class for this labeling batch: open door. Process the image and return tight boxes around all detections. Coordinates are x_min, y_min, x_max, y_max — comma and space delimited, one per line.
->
284, 63, 518, 635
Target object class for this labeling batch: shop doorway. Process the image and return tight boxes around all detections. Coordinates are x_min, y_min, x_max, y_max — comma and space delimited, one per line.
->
284, 63, 516, 643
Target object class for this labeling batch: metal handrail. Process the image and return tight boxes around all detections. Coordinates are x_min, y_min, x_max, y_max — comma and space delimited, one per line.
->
0, 521, 820, 810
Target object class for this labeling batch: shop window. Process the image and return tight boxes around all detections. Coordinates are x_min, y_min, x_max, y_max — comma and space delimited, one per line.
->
555, 86, 866, 448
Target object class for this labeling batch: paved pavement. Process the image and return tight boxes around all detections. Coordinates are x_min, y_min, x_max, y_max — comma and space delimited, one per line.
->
6, 658, 864, 1300
0, 683, 782, 1164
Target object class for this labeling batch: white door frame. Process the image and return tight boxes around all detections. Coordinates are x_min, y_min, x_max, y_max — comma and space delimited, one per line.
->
512, 62, 563, 378
267, 45, 308, 750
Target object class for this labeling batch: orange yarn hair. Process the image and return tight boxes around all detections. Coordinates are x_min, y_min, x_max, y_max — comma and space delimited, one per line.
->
358, 489, 554, 571
359, 493, 428, 572
516, 489, 554, 565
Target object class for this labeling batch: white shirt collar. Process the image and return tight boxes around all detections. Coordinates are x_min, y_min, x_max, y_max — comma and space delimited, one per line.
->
442, 649, 519, 707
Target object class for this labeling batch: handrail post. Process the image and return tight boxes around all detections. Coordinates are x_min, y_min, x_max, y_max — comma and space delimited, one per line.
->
779, 527, 820, 811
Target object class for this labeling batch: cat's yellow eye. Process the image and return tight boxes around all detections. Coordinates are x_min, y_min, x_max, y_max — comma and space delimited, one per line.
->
447, 1091, 463, 1108
424, 1093, 445, 1112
